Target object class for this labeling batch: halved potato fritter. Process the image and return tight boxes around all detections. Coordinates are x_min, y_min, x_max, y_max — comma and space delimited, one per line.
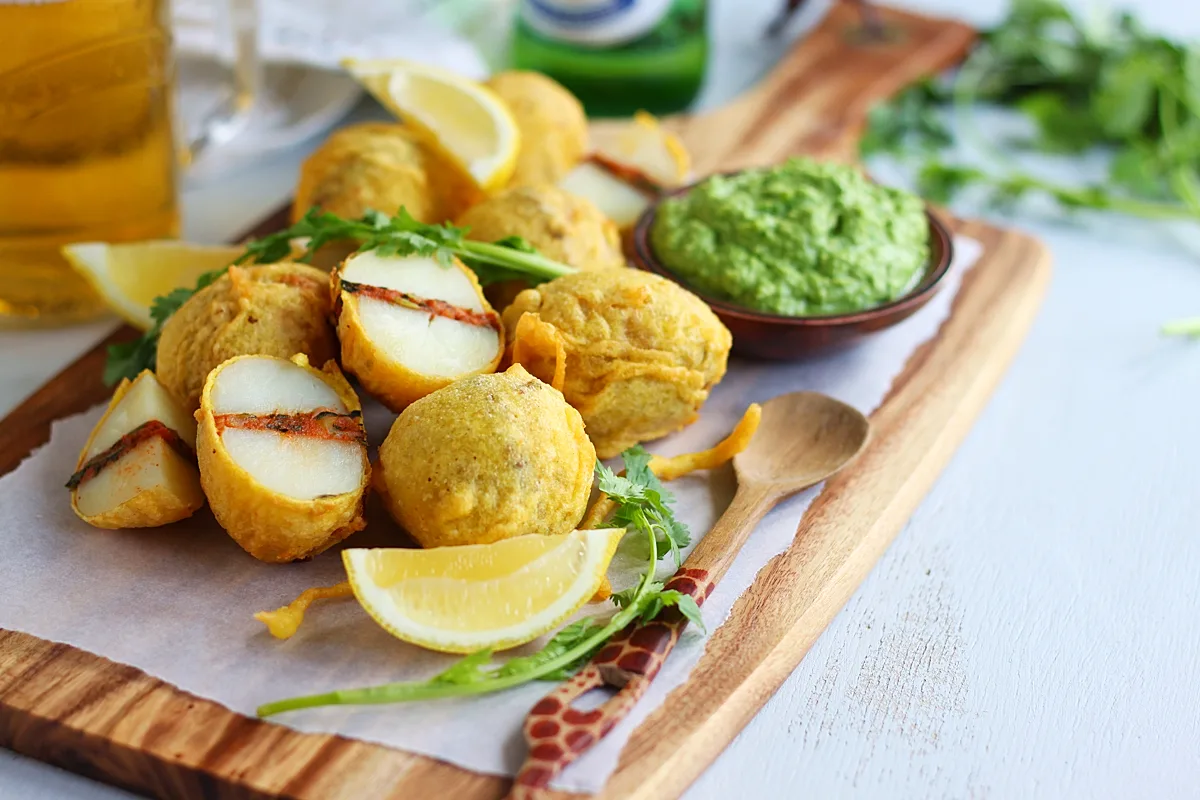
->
335, 250, 504, 412
196, 354, 370, 563
70, 370, 204, 529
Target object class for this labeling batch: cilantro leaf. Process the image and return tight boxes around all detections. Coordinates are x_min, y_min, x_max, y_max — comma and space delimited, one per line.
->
611, 582, 706, 632
654, 590, 706, 632
860, 0, 1200, 234
494, 618, 609, 681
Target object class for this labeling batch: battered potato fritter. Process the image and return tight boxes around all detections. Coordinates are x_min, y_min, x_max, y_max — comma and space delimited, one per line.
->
375, 364, 595, 549
503, 270, 732, 458
457, 184, 625, 271
486, 71, 588, 188
292, 122, 478, 224
156, 263, 337, 413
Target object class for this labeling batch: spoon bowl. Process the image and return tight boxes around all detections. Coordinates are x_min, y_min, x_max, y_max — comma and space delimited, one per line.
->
734, 391, 871, 493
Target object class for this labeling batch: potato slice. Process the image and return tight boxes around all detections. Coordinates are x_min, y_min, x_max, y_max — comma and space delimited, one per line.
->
559, 160, 655, 230
196, 354, 370, 563
335, 250, 504, 411
70, 370, 204, 529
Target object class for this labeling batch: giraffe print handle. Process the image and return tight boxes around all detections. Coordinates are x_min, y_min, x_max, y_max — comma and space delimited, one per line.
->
508, 568, 714, 799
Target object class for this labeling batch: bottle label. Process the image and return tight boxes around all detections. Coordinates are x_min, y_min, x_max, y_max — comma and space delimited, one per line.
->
522, 0, 673, 46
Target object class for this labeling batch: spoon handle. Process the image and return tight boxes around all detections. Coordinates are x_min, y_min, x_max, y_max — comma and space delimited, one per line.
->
507, 483, 778, 799
679, 481, 776, 586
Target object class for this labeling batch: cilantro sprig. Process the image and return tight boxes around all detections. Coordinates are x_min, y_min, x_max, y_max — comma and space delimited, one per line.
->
862, 0, 1200, 223
103, 267, 229, 386
256, 446, 702, 718
102, 207, 576, 385
240, 208, 575, 286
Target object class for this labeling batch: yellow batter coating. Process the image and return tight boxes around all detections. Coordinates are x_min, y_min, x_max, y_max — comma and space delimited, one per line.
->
458, 184, 625, 271
156, 263, 337, 414
292, 122, 478, 224
457, 183, 625, 310
503, 270, 732, 458
486, 71, 588, 188
375, 364, 595, 549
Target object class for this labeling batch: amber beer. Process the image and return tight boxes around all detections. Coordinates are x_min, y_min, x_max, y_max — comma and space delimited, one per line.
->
0, 0, 179, 324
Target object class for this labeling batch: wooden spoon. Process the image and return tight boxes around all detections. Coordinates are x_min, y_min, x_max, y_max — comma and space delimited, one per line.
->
509, 391, 871, 798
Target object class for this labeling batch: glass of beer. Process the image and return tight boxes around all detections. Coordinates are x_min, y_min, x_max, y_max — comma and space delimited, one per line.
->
0, 0, 258, 326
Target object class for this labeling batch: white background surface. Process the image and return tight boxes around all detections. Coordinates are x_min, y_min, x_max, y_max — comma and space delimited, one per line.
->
3, 0, 1200, 798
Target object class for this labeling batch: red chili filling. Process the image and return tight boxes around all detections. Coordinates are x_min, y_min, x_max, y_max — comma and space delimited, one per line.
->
339, 279, 499, 330
213, 409, 366, 446
587, 153, 665, 197
66, 420, 194, 490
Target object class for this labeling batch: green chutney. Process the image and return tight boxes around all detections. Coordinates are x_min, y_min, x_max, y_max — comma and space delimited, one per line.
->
649, 158, 930, 317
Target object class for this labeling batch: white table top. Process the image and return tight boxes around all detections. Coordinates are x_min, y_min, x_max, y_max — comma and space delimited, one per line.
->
4, 1, 1200, 797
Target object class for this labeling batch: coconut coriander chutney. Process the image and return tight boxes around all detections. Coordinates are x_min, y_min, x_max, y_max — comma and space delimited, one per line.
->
649, 158, 930, 317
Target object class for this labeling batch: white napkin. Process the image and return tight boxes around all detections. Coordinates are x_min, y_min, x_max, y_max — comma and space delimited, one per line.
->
173, 0, 489, 76
0, 238, 980, 792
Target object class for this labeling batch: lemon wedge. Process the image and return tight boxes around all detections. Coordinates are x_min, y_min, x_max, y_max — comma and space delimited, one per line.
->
62, 241, 241, 330
591, 110, 691, 188
343, 58, 520, 193
343, 528, 624, 654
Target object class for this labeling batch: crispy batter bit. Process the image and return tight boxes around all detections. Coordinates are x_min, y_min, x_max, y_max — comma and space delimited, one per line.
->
66, 420, 195, 490
255, 581, 354, 639
340, 279, 499, 329
273, 271, 328, 291
213, 409, 367, 445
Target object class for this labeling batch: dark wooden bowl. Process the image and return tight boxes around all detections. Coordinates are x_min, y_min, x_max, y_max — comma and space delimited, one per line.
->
629, 191, 954, 360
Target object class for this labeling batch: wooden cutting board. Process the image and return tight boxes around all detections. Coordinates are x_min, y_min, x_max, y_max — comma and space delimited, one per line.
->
0, 3, 1050, 799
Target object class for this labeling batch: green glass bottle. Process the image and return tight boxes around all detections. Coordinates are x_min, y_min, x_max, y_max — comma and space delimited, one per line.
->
511, 0, 708, 118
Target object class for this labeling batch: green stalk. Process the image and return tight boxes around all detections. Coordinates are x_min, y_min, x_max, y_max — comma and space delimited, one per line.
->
457, 241, 575, 282
1156, 82, 1200, 218
256, 520, 661, 718
1161, 317, 1200, 337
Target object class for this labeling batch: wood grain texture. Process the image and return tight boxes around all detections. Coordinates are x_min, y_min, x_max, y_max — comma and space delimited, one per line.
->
0, 4, 1048, 799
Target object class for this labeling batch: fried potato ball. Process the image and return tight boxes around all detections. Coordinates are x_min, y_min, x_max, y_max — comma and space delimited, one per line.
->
156, 263, 337, 413
376, 364, 595, 549
503, 270, 732, 458
458, 184, 625, 271
486, 71, 588, 188
457, 183, 626, 309
293, 122, 478, 224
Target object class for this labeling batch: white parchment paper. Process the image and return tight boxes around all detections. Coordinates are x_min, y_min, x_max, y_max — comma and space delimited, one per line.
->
0, 238, 980, 793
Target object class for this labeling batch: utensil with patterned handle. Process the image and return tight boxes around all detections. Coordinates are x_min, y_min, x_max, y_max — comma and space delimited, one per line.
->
508, 391, 871, 798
